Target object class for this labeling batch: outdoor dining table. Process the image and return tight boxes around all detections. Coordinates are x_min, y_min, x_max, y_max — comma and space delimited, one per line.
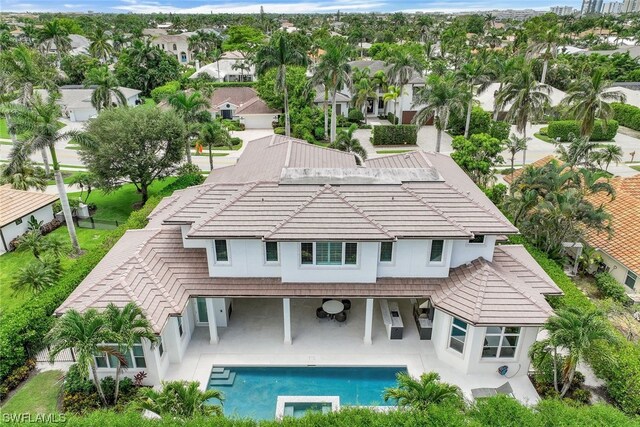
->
322, 299, 344, 315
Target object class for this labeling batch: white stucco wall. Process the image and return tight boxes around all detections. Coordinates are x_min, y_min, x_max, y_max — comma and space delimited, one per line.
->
450, 236, 497, 267
376, 240, 453, 278
1, 204, 55, 253
598, 250, 637, 290
431, 309, 538, 376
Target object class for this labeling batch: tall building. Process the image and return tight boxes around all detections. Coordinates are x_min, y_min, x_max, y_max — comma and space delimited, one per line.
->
603, 1, 623, 13
622, 0, 640, 12
550, 5, 577, 15
581, 0, 604, 13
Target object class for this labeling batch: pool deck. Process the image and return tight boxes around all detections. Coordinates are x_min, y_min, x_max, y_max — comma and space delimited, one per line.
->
164, 298, 540, 405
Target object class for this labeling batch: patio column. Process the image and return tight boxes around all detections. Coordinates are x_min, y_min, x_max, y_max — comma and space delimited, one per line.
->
364, 298, 374, 345
283, 298, 292, 345
206, 298, 219, 344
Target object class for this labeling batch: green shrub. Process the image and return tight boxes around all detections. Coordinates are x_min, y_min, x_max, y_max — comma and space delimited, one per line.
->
387, 112, 399, 125
484, 183, 507, 206
449, 107, 491, 136
313, 126, 326, 140
64, 364, 95, 395
348, 109, 364, 123
612, 103, 640, 131
489, 120, 510, 141
150, 81, 181, 103
548, 120, 619, 141
0, 359, 35, 400
594, 272, 633, 306
371, 125, 418, 145
539, 127, 549, 136
274, 127, 285, 135
220, 119, 245, 131
176, 163, 203, 178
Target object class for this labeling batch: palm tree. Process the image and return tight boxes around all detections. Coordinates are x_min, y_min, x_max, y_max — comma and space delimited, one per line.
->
198, 121, 232, 170
46, 309, 124, 406
104, 303, 157, 403
490, 56, 520, 120
353, 78, 376, 124
555, 134, 602, 168
496, 61, 551, 165
0, 141, 47, 191
456, 60, 493, 138
16, 229, 65, 260
383, 372, 463, 411
540, 307, 617, 397
596, 144, 623, 171
231, 60, 251, 81
561, 68, 626, 139
504, 134, 528, 182
314, 37, 352, 143
12, 254, 61, 294
385, 50, 423, 121
412, 73, 466, 153
138, 380, 224, 418
382, 86, 402, 125
528, 26, 561, 84
330, 124, 367, 165
168, 91, 210, 164
11, 94, 82, 254
308, 65, 331, 140
83, 67, 127, 112
88, 27, 113, 63
255, 31, 308, 138
209, 48, 223, 81
38, 20, 71, 66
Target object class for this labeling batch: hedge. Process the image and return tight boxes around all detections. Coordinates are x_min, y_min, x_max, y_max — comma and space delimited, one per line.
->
594, 272, 633, 306
612, 103, 640, 131
547, 120, 619, 142
508, 236, 640, 415
0, 175, 202, 384
371, 125, 417, 146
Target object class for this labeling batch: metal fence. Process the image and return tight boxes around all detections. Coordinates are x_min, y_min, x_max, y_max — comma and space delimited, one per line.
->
32, 346, 76, 363
76, 217, 119, 230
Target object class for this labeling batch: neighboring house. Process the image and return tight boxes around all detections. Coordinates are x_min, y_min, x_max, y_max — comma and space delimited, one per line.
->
143, 28, 203, 64
0, 185, 59, 254
505, 157, 640, 295
43, 34, 90, 56
477, 83, 568, 119
34, 85, 141, 122
206, 87, 278, 129
191, 52, 255, 82
57, 136, 562, 392
312, 60, 425, 123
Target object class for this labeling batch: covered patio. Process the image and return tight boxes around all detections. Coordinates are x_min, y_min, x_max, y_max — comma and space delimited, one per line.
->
165, 298, 540, 404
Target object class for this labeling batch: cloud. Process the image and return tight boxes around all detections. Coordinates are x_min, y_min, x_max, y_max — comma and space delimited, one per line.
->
112, 0, 386, 14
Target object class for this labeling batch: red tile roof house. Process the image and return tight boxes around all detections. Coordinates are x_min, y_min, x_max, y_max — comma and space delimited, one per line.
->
56, 136, 562, 404
207, 87, 279, 129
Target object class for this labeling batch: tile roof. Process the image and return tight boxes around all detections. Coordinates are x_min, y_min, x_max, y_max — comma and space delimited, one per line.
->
56, 226, 560, 331
502, 155, 559, 184
207, 87, 262, 112
0, 185, 59, 227
234, 96, 279, 115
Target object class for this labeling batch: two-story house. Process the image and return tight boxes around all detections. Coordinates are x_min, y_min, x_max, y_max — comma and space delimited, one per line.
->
56, 135, 561, 400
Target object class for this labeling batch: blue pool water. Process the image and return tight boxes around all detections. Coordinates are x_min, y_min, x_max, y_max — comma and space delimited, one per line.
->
207, 366, 406, 419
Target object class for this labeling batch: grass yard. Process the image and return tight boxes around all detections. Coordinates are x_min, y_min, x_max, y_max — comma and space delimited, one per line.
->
631, 165, 640, 172
46, 171, 80, 186
1, 370, 63, 415
0, 118, 9, 139
534, 132, 555, 143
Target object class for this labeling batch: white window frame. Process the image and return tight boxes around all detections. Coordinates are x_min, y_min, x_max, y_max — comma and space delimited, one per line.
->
481, 326, 521, 359
448, 317, 468, 355
427, 239, 446, 265
299, 242, 359, 267
379, 241, 394, 264
94, 343, 146, 369
213, 240, 230, 264
264, 241, 280, 264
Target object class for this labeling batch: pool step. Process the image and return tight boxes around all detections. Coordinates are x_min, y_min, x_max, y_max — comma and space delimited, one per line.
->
209, 372, 236, 386
210, 368, 231, 380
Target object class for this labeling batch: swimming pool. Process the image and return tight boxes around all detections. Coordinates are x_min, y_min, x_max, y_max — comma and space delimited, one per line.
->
207, 366, 406, 419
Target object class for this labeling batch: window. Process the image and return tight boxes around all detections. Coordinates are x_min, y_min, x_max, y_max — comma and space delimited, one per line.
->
449, 317, 468, 354
196, 298, 208, 322
469, 235, 485, 244
482, 327, 521, 358
625, 271, 637, 289
265, 242, 279, 262
94, 343, 146, 368
301, 242, 313, 264
429, 240, 444, 262
14, 218, 22, 225
300, 242, 358, 266
180, 52, 187, 62
172, 43, 177, 50
379, 242, 393, 262
214, 240, 228, 262
158, 337, 164, 357
177, 316, 183, 336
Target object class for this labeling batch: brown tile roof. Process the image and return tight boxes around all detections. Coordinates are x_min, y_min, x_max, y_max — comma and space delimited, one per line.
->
208, 87, 266, 113
586, 175, 640, 274
56, 226, 560, 331
0, 185, 59, 227
235, 96, 279, 115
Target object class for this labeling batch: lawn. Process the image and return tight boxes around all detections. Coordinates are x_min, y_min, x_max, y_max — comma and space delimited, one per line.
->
46, 171, 80, 186
0, 118, 9, 139
631, 165, 640, 172
534, 132, 556, 143
1, 370, 63, 415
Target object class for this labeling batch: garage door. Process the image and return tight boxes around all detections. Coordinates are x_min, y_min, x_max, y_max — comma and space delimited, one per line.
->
242, 115, 275, 129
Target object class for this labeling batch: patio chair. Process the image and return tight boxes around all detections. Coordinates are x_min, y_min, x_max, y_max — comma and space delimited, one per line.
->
316, 307, 329, 320
335, 311, 347, 323
471, 382, 514, 399
341, 299, 352, 311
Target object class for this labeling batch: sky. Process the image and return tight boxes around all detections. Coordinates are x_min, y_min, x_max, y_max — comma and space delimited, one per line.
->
2, 0, 583, 15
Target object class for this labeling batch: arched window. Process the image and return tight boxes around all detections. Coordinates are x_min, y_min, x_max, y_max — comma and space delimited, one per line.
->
172, 43, 177, 51
180, 52, 187, 62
